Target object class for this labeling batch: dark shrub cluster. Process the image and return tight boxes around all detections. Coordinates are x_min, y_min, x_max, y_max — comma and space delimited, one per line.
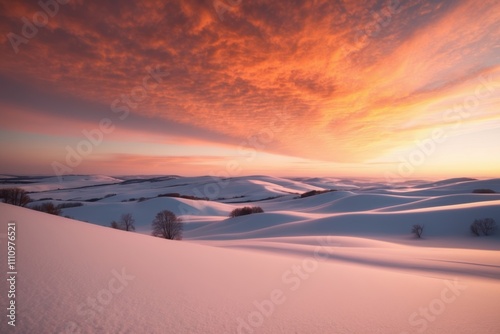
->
57, 202, 83, 209
472, 189, 496, 194
300, 189, 336, 198
158, 193, 208, 200
229, 206, 264, 218
32, 202, 62, 216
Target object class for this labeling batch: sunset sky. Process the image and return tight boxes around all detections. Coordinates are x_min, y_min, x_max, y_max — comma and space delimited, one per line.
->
0, 0, 499, 180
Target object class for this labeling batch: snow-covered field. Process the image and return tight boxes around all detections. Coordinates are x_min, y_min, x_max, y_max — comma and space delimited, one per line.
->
0, 175, 499, 333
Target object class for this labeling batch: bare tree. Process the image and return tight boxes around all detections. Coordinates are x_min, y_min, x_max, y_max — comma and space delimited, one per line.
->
151, 210, 183, 240
111, 213, 136, 231
411, 224, 424, 238
470, 222, 480, 236
32, 202, 62, 216
0, 188, 31, 207
471, 218, 497, 236
120, 213, 136, 231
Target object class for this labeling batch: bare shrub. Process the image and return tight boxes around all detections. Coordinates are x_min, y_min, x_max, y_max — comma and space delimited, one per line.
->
152, 210, 183, 240
411, 224, 424, 238
0, 188, 31, 207
32, 202, 62, 216
300, 189, 336, 198
229, 206, 264, 218
471, 218, 497, 236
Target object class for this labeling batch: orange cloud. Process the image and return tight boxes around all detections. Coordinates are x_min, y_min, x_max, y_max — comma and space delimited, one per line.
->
0, 0, 499, 177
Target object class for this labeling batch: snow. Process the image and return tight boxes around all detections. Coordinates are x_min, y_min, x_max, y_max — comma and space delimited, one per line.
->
0, 175, 123, 192
1, 176, 499, 333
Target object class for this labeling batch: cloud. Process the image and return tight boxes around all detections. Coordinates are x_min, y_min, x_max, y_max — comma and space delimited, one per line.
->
0, 0, 498, 176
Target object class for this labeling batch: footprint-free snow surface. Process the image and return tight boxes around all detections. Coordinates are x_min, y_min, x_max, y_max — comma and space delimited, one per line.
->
1, 175, 499, 333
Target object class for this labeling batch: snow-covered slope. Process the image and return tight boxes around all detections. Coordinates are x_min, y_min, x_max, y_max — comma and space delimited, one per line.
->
1, 203, 499, 333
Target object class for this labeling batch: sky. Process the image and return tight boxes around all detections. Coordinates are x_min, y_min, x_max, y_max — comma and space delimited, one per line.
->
0, 0, 499, 180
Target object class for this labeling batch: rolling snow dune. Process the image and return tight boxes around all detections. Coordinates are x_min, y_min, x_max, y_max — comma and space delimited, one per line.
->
1, 176, 500, 333
195, 236, 500, 280
8, 175, 498, 237
375, 194, 500, 212
61, 197, 236, 231
23, 175, 322, 204
384, 178, 500, 196
0, 175, 122, 192
187, 209, 500, 242
1, 203, 499, 333
279, 192, 426, 213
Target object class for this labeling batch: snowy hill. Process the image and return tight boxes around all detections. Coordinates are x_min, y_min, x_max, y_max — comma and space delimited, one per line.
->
3, 175, 500, 238
1, 202, 499, 333
0, 175, 499, 333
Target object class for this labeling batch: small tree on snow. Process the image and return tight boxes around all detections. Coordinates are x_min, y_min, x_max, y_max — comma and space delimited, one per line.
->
151, 210, 183, 240
411, 224, 424, 238
111, 213, 136, 231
